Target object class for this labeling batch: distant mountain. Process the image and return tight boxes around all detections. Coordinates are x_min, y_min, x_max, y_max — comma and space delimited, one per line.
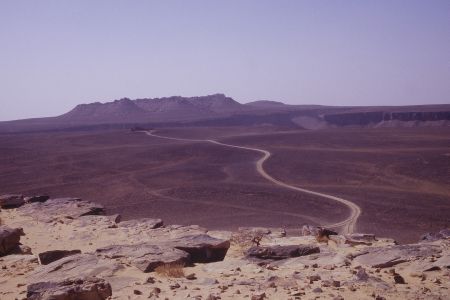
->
60, 94, 246, 123
0, 94, 448, 132
245, 100, 287, 107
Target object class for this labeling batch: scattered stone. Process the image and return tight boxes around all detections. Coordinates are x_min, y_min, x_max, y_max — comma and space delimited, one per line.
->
38, 249, 81, 265
0, 226, 25, 256
251, 292, 266, 300
134, 289, 142, 295
27, 277, 112, 300
246, 245, 320, 260
186, 273, 197, 280
307, 275, 321, 283
0, 194, 25, 208
355, 268, 369, 281
393, 274, 406, 284
312, 287, 323, 293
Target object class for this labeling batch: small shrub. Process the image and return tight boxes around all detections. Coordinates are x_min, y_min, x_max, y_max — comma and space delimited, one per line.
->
154, 263, 185, 278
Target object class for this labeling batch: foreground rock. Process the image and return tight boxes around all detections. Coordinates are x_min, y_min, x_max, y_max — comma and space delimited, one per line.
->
29, 254, 121, 283
38, 249, 82, 265
0, 226, 24, 256
246, 245, 320, 260
353, 243, 442, 268
27, 277, 112, 300
17, 198, 105, 222
96, 243, 190, 272
0, 194, 24, 208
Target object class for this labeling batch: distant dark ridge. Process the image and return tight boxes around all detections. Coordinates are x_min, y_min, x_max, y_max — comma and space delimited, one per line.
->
324, 111, 450, 126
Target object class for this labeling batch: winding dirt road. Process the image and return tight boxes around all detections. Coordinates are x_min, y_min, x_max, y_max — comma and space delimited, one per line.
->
143, 130, 361, 234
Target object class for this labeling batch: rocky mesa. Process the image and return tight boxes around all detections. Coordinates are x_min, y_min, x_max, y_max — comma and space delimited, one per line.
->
0, 194, 449, 300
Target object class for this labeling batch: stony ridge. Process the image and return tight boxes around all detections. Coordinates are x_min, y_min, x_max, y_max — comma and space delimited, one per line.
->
0, 194, 449, 299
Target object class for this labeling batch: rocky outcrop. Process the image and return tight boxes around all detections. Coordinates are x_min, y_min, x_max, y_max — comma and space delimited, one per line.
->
353, 243, 442, 268
323, 110, 450, 127
420, 228, 450, 242
27, 277, 112, 300
1, 193, 449, 300
246, 245, 320, 260
96, 244, 190, 272
17, 197, 105, 222
0, 194, 25, 208
38, 249, 82, 265
24, 195, 50, 203
0, 226, 24, 256
118, 218, 163, 230
166, 234, 230, 263
29, 254, 121, 283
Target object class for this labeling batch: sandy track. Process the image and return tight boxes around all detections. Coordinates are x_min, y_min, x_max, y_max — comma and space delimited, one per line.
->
142, 130, 360, 234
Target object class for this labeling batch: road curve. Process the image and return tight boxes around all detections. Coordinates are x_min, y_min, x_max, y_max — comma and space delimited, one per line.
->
142, 130, 361, 234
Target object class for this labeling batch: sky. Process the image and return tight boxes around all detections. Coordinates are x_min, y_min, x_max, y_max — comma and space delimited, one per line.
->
0, 1, 449, 121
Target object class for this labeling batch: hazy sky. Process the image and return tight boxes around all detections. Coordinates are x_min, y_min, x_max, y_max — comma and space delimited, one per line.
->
1, 1, 449, 121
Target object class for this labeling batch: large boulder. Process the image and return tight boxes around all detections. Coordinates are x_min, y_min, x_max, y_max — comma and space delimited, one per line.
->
246, 245, 320, 260
353, 243, 442, 268
29, 254, 121, 283
27, 277, 112, 300
166, 234, 230, 263
38, 249, 82, 265
0, 194, 25, 208
0, 226, 25, 256
17, 198, 105, 222
96, 243, 190, 272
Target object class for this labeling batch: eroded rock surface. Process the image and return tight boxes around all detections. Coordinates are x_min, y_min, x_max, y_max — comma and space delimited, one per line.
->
17, 198, 105, 222
27, 277, 112, 300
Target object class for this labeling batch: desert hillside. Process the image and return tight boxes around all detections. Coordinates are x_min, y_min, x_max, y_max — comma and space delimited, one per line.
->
1, 195, 449, 300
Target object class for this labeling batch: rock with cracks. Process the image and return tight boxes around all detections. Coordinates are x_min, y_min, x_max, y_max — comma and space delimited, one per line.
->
17, 198, 105, 223
27, 277, 112, 300
29, 254, 121, 283
96, 243, 190, 272
353, 243, 442, 268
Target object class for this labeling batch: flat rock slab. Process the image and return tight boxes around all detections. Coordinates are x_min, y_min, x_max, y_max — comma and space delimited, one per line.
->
353, 243, 443, 268
0, 226, 25, 256
96, 243, 190, 272
166, 234, 230, 263
69, 214, 121, 228
17, 198, 105, 222
0, 194, 24, 208
38, 249, 82, 265
27, 277, 112, 300
29, 254, 121, 283
246, 245, 320, 260
118, 218, 163, 230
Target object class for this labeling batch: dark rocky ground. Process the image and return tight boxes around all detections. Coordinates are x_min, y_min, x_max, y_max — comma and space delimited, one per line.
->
0, 126, 448, 243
